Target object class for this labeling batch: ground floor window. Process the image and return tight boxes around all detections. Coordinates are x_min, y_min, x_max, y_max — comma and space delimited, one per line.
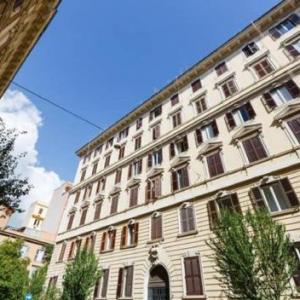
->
184, 256, 204, 296
116, 266, 134, 298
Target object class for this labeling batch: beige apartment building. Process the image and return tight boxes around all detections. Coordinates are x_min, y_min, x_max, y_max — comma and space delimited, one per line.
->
47, 0, 300, 299
0, 0, 60, 97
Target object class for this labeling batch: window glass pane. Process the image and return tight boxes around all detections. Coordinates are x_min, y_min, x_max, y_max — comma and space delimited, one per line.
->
272, 183, 290, 210
239, 106, 251, 122
271, 86, 293, 105
293, 40, 300, 52
262, 186, 278, 212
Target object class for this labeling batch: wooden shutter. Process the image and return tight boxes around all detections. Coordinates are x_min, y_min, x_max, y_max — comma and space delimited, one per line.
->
285, 80, 300, 98
59, 243, 66, 261
187, 205, 195, 231
120, 226, 127, 248
207, 200, 218, 230
171, 171, 178, 192
286, 44, 299, 58
182, 136, 189, 151
128, 164, 132, 179
262, 92, 276, 111
182, 166, 190, 188
288, 117, 300, 143
152, 215, 162, 240
90, 235, 96, 251
184, 257, 203, 296
245, 102, 256, 119
147, 154, 152, 168
93, 279, 100, 299
269, 27, 281, 39
100, 232, 106, 252
154, 176, 161, 199
67, 213, 74, 230
169, 143, 175, 159
280, 178, 299, 207
231, 193, 242, 213
180, 206, 188, 233
133, 223, 139, 245
125, 266, 134, 297
80, 208, 87, 226
249, 187, 266, 210
111, 230, 116, 249
101, 269, 109, 298
68, 242, 75, 259
195, 128, 203, 145
145, 181, 151, 203
94, 202, 102, 220
211, 120, 219, 136
116, 268, 124, 298
225, 112, 236, 130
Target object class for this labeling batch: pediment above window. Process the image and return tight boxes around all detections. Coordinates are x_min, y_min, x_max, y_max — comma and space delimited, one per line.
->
109, 186, 121, 196
94, 194, 104, 203
214, 190, 232, 200
147, 168, 164, 179
170, 156, 190, 169
69, 207, 77, 214
81, 201, 90, 208
231, 123, 262, 142
198, 141, 222, 156
273, 101, 300, 124
127, 178, 141, 188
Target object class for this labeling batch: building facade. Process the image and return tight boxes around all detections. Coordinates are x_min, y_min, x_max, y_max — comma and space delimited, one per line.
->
47, 1, 300, 299
0, 0, 60, 97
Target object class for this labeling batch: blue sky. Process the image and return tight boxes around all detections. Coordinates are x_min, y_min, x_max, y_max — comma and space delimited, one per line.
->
9, 0, 279, 182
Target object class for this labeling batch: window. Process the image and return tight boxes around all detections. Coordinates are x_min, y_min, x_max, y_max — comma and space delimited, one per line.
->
48, 276, 58, 289
242, 135, 268, 163
220, 78, 238, 98
94, 269, 110, 299
170, 94, 179, 106
20, 245, 29, 258
58, 243, 66, 262
191, 79, 202, 92
184, 257, 204, 296
195, 120, 219, 145
194, 97, 207, 114
93, 145, 103, 157
96, 177, 106, 193
152, 124, 160, 140
147, 148, 163, 168
92, 161, 98, 175
215, 62, 228, 76
151, 214, 163, 240
115, 169, 122, 184
146, 176, 162, 203
94, 201, 102, 220
172, 111, 182, 128
110, 194, 119, 214
242, 42, 259, 57
128, 159, 143, 179
287, 116, 300, 144
38, 208, 43, 214
207, 193, 241, 229
149, 105, 162, 121
170, 136, 189, 158
293, 244, 300, 289
180, 204, 196, 233
118, 144, 125, 160
104, 155, 111, 168
80, 169, 86, 182
253, 58, 274, 78
134, 135, 142, 150
171, 165, 189, 191
136, 117, 143, 130
129, 185, 139, 207
225, 102, 256, 130
34, 249, 45, 263
67, 213, 75, 230
33, 218, 41, 228
79, 207, 88, 226
116, 266, 134, 298
100, 229, 116, 252
250, 178, 299, 213
105, 137, 114, 149
269, 14, 300, 39
118, 127, 129, 141
285, 39, 300, 58
262, 80, 300, 110
206, 151, 224, 178
68, 241, 75, 260
121, 223, 139, 248
74, 191, 80, 204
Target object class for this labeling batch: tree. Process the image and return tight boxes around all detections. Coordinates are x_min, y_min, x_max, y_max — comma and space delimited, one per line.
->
0, 119, 31, 211
0, 239, 29, 300
62, 249, 101, 300
208, 209, 299, 300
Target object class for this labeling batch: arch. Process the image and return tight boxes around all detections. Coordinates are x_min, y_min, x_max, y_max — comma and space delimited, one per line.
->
148, 265, 170, 300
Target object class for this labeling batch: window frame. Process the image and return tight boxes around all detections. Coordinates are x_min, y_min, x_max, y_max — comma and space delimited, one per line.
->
178, 203, 197, 235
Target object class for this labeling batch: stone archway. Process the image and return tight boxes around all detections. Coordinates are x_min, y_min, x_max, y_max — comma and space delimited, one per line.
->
148, 265, 170, 300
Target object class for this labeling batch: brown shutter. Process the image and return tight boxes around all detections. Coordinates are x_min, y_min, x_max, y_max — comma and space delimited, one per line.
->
58, 243, 66, 261
147, 154, 152, 168
182, 166, 190, 188
93, 279, 100, 299
280, 178, 299, 207
133, 223, 139, 245
187, 205, 195, 231
67, 213, 74, 230
111, 230, 116, 249
100, 232, 106, 252
180, 207, 188, 233
171, 171, 178, 192
245, 102, 256, 119
285, 80, 300, 98
94, 202, 102, 220
101, 269, 109, 298
183, 136, 189, 151
116, 268, 123, 298
154, 176, 161, 199
157, 215, 162, 239
211, 120, 219, 136
90, 235, 96, 251
184, 257, 203, 296
249, 187, 266, 210
231, 193, 242, 213
184, 258, 193, 295
68, 242, 75, 259
125, 266, 134, 297
145, 181, 151, 203
128, 164, 132, 179
169, 143, 175, 159
195, 128, 203, 145
207, 200, 218, 230
225, 112, 236, 130
286, 44, 299, 58
120, 226, 127, 248
262, 92, 276, 111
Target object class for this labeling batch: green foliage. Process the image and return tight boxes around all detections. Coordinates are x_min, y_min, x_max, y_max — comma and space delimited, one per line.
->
208, 209, 298, 300
0, 239, 29, 300
0, 119, 31, 211
62, 249, 101, 300
42, 285, 61, 300
28, 265, 48, 300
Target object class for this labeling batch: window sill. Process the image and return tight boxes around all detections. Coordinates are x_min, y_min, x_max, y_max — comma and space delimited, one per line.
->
182, 295, 206, 300
147, 238, 164, 245
177, 230, 198, 238
271, 207, 300, 218
117, 298, 133, 300
99, 249, 114, 254
120, 244, 137, 250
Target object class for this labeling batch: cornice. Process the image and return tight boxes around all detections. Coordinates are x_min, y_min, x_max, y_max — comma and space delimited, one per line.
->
70, 59, 300, 194
76, 0, 299, 157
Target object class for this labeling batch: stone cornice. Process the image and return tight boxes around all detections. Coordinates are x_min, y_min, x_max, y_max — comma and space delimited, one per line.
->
76, 0, 300, 157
